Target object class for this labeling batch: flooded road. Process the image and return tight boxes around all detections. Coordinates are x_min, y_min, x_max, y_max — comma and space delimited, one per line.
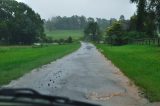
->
6, 42, 159, 106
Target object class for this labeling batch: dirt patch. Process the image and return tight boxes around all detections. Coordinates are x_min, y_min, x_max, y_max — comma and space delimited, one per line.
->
86, 91, 126, 101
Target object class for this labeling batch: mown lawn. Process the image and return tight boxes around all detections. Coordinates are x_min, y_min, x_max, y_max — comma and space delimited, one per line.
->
96, 44, 160, 102
0, 43, 80, 85
45, 30, 83, 40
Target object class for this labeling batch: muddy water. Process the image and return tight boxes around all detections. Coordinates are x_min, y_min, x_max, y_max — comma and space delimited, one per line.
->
6, 42, 159, 106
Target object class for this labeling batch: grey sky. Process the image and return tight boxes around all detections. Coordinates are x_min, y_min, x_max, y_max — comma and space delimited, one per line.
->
16, 0, 136, 20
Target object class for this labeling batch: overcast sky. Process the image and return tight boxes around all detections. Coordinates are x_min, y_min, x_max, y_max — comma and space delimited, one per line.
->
16, 0, 136, 20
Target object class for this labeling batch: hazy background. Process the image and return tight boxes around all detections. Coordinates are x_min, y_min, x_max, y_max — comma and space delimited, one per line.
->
16, 0, 136, 20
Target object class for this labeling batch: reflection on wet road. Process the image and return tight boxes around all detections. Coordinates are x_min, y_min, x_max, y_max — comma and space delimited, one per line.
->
6, 42, 159, 106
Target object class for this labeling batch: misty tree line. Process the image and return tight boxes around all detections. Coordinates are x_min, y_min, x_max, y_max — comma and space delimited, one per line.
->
0, 0, 45, 45
44, 16, 111, 31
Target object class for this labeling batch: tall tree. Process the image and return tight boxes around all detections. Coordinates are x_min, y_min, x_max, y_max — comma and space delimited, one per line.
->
119, 15, 125, 21
0, 0, 45, 44
149, 0, 160, 36
130, 0, 147, 32
84, 22, 101, 42
106, 21, 126, 45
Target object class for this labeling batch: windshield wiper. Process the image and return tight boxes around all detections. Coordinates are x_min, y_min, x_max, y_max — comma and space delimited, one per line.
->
0, 88, 101, 106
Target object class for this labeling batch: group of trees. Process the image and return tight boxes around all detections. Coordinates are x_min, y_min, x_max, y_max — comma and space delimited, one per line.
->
45, 16, 111, 31
83, 14, 131, 45
1, 0, 159, 45
57, 36, 73, 45
0, 0, 45, 45
104, 0, 160, 45
129, 0, 160, 36
45, 16, 87, 30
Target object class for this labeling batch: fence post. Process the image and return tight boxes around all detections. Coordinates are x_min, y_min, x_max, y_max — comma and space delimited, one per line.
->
155, 38, 157, 45
149, 39, 151, 45
153, 38, 155, 45
156, 38, 158, 45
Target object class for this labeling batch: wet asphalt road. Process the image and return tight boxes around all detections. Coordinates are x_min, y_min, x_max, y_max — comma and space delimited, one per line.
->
6, 42, 159, 106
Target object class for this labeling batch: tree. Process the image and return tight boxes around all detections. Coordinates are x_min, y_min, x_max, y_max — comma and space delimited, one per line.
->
87, 17, 94, 22
130, 0, 159, 37
106, 21, 127, 45
0, 21, 10, 44
79, 16, 87, 29
67, 36, 73, 43
129, 14, 137, 31
130, 0, 147, 32
148, 0, 160, 36
110, 18, 117, 26
84, 22, 101, 42
144, 11, 156, 37
96, 18, 110, 30
0, 0, 45, 45
119, 15, 125, 21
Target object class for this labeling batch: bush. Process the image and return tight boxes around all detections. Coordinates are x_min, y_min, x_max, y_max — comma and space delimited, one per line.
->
66, 36, 73, 43
58, 39, 65, 45
124, 31, 147, 40
106, 34, 128, 45
125, 31, 147, 39
43, 36, 54, 43
106, 31, 148, 45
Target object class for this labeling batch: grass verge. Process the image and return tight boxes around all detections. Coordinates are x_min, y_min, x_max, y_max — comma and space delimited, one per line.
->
0, 43, 80, 85
96, 44, 160, 102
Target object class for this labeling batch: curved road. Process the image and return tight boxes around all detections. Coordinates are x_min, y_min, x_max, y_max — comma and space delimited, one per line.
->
7, 42, 159, 106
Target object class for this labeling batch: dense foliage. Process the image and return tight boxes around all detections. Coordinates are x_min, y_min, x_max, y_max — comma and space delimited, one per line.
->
130, 0, 160, 36
0, 0, 45, 45
149, 0, 160, 36
105, 0, 160, 45
106, 21, 127, 45
105, 15, 131, 45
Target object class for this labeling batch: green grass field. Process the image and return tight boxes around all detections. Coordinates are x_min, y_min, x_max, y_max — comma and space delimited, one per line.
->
96, 44, 160, 102
45, 30, 83, 40
0, 44, 80, 85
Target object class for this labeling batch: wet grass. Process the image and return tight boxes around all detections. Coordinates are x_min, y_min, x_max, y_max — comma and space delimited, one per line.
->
45, 30, 83, 40
96, 44, 160, 102
0, 43, 80, 85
